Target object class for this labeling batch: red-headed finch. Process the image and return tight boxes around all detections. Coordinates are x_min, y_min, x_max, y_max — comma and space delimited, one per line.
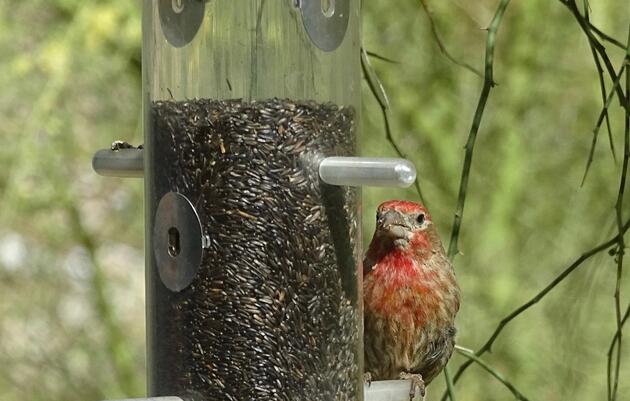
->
364, 200, 460, 399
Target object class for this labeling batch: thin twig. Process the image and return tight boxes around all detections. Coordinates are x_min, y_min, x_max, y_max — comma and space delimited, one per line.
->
561, 0, 629, 112
581, 64, 625, 185
441, 3, 512, 400
443, 216, 630, 401
361, 46, 426, 204
447, 0, 512, 260
443, 366, 457, 401
608, 301, 630, 401
363, 48, 400, 64
454, 346, 530, 401
418, 0, 482, 78
440, 2, 629, 399
582, 0, 617, 168
609, 31, 630, 401
588, 21, 628, 51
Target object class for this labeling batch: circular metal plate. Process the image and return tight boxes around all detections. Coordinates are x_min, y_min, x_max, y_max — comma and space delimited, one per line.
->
153, 192, 204, 292
158, 0, 206, 48
299, 0, 350, 52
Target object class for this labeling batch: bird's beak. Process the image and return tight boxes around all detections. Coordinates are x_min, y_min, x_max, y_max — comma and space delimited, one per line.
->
378, 210, 409, 240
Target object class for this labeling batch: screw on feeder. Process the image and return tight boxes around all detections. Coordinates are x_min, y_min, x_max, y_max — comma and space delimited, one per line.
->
153, 192, 205, 292
167, 227, 181, 257
158, 0, 205, 48
321, 0, 335, 17
171, 0, 184, 13
298, 0, 349, 52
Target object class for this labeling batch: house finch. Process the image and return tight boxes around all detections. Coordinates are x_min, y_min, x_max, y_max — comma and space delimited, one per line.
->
363, 200, 460, 399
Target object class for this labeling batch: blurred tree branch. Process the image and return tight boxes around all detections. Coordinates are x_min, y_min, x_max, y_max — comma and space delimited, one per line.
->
417, 0, 482, 78
608, 300, 630, 401
581, 64, 625, 185
447, 0, 512, 261
560, 0, 628, 112
441, 1, 512, 399
445, 216, 630, 399
443, 366, 457, 401
588, 21, 628, 50
363, 48, 399, 64
453, 346, 529, 401
561, 3, 630, 398
441, 2, 630, 398
66, 203, 141, 396
583, 0, 618, 167
609, 27, 630, 401
361, 47, 426, 204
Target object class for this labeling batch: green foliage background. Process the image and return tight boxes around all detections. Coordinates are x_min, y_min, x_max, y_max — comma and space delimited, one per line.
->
0, 1, 628, 401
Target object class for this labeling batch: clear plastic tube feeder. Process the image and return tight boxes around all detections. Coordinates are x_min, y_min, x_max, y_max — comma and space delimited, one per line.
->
93, 1, 418, 401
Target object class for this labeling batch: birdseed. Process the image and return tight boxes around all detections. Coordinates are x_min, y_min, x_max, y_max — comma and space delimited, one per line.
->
148, 98, 361, 401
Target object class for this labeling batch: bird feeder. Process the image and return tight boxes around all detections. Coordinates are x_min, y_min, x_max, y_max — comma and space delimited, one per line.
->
93, 1, 417, 401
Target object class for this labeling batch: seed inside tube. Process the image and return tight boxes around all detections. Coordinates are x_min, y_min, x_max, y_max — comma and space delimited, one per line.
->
150, 98, 361, 401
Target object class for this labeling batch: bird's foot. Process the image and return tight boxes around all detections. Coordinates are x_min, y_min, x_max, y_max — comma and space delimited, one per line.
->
399, 372, 425, 401
363, 372, 373, 387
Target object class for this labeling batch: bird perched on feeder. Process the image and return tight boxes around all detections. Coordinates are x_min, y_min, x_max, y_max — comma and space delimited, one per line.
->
363, 200, 460, 400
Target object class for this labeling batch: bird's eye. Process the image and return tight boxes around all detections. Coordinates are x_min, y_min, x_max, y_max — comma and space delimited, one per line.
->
416, 213, 425, 225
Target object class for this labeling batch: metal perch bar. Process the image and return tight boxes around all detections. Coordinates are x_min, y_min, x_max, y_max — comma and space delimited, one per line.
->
92, 148, 144, 178
319, 156, 416, 188
102, 381, 421, 401
92, 149, 416, 188
103, 398, 183, 401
